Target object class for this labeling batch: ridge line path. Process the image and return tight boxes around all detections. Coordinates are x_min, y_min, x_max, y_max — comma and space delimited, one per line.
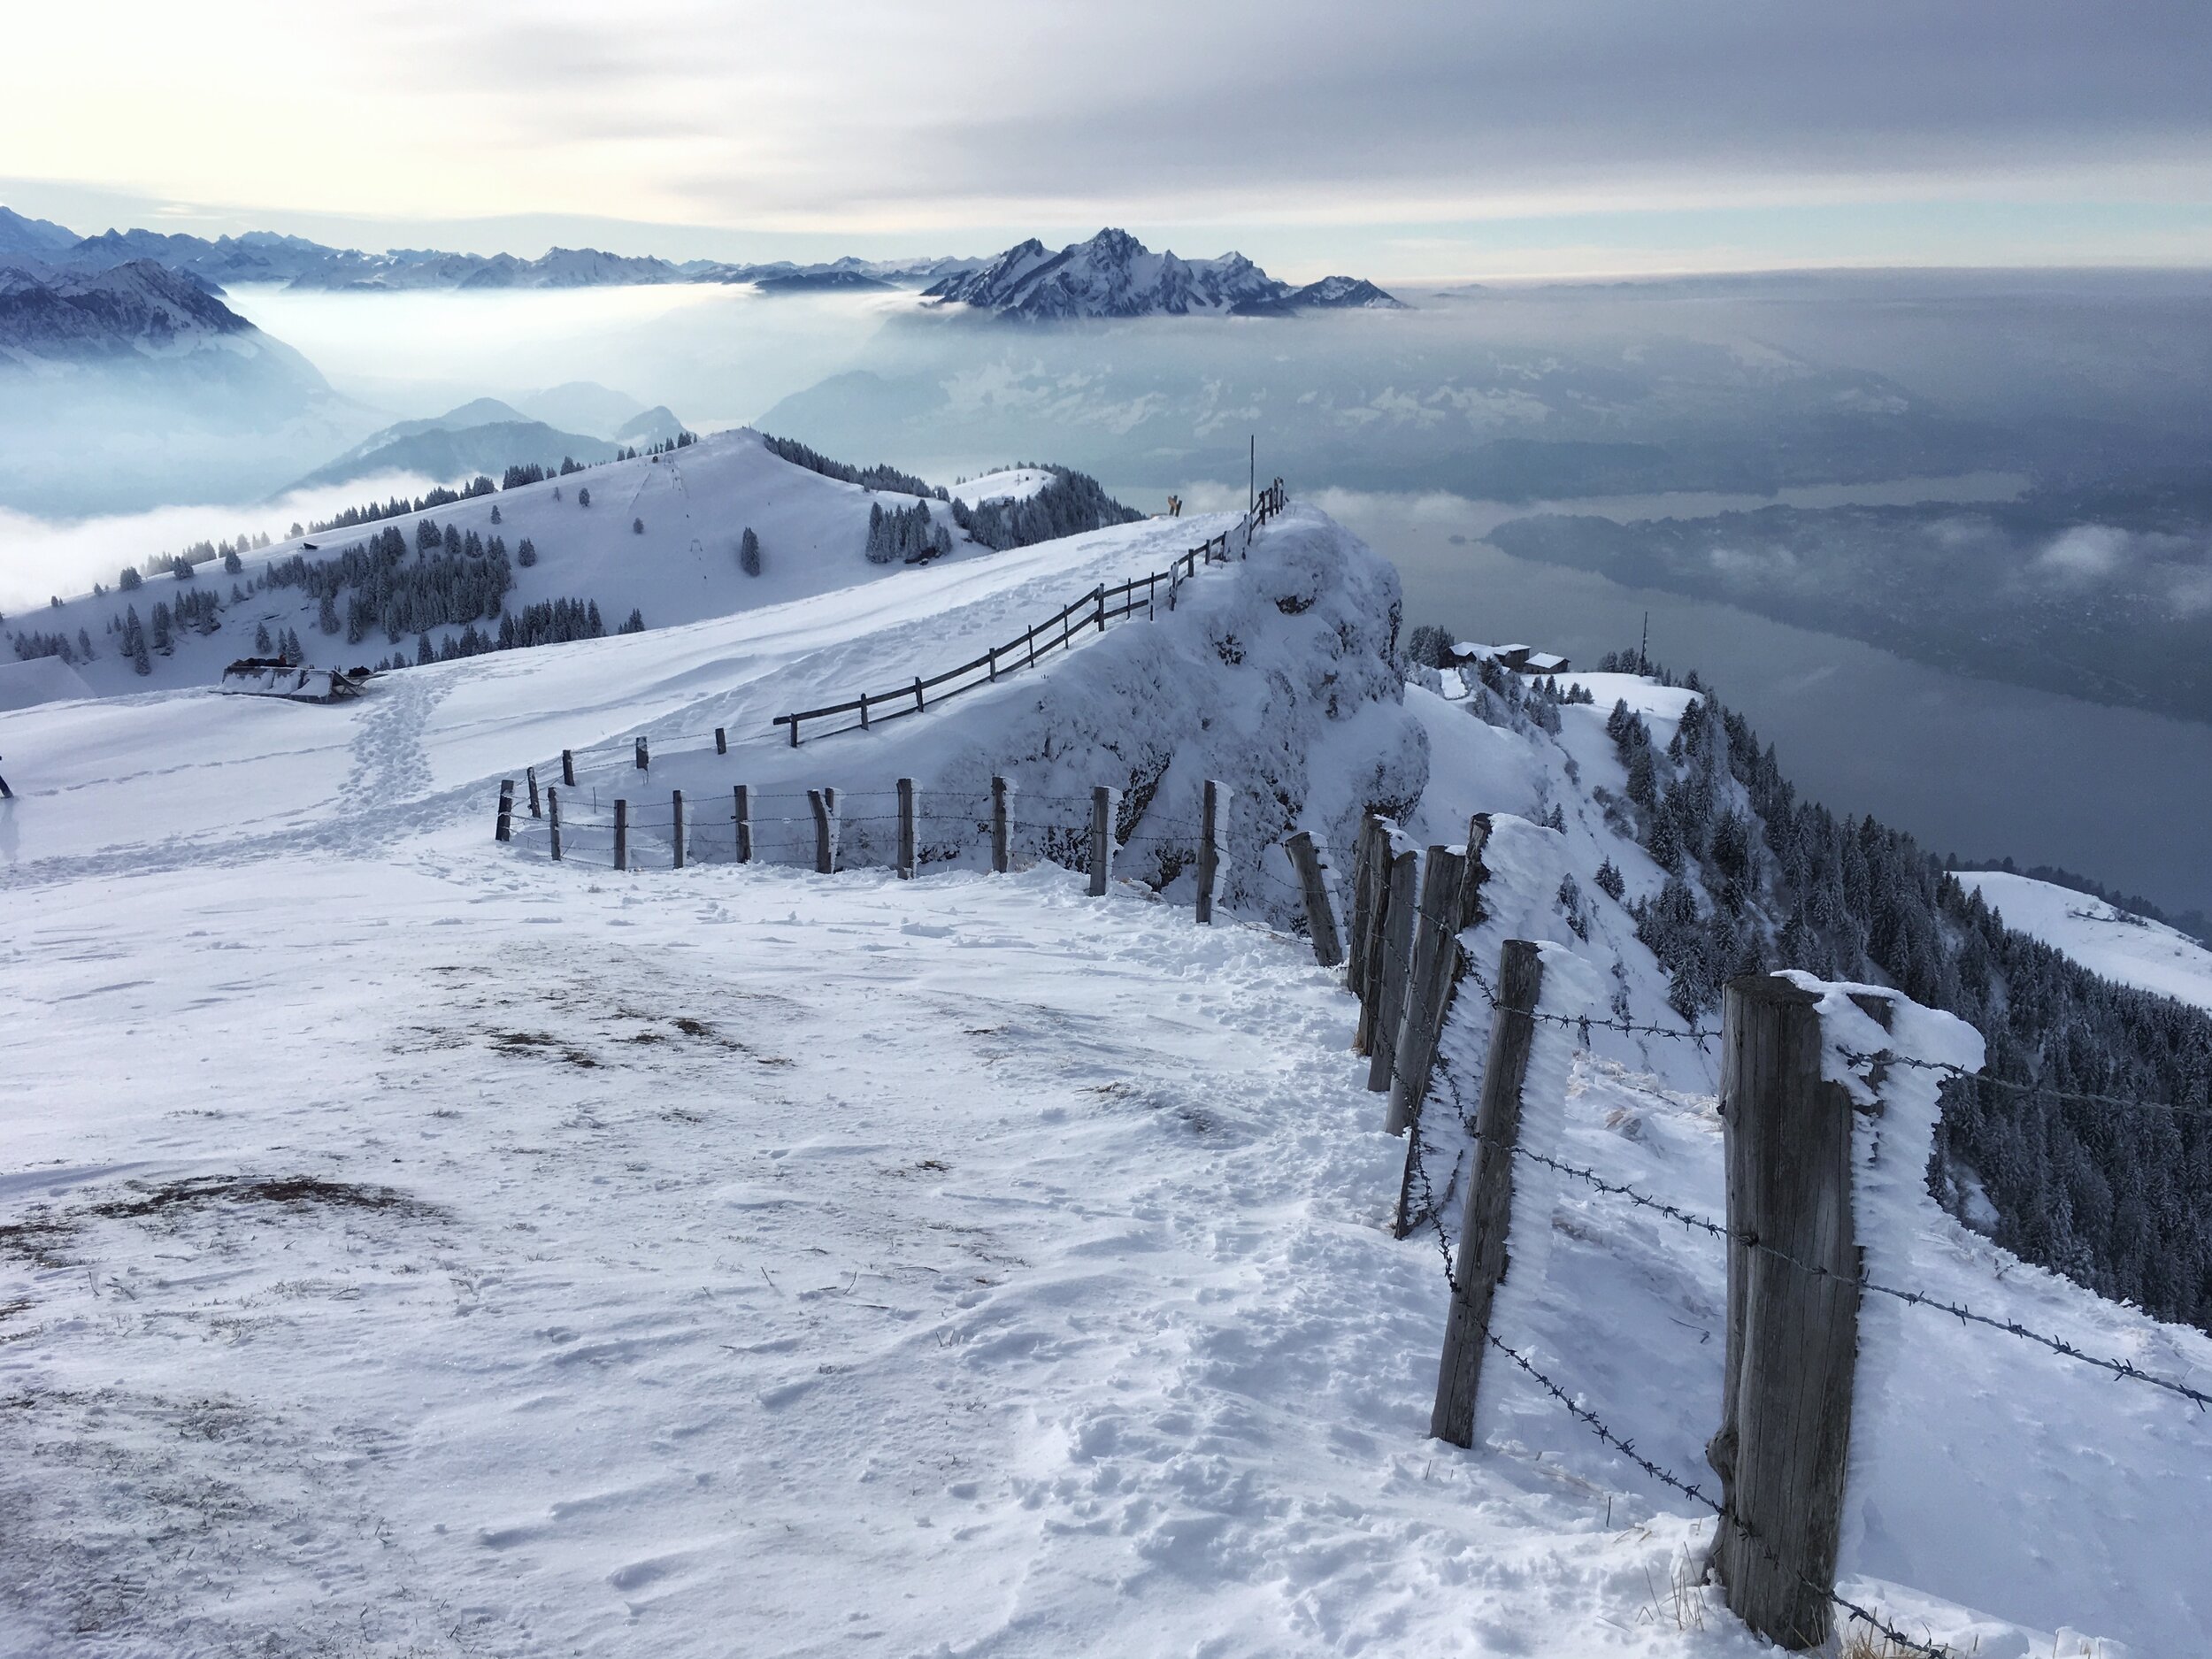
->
0, 832, 1766, 1657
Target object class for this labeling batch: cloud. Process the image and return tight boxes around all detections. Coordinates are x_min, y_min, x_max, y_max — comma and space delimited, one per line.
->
0, 472, 442, 614
3, 0, 2208, 252
2033, 524, 2133, 584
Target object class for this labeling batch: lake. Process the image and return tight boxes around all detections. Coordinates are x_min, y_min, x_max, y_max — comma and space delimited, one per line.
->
1323, 486, 2212, 919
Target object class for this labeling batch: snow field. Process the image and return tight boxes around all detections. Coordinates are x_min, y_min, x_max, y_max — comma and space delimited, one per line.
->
4, 844, 1768, 1659
1956, 869, 2212, 1013
4, 496, 2207, 1655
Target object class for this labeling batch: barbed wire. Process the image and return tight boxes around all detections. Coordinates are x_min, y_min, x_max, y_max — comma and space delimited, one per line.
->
1460, 957, 1720, 1046
1465, 1124, 2212, 1411
1475, 1331, 1951, 1656
1397, 1105, 1950, 1654
1839, 1048, 2211, 1123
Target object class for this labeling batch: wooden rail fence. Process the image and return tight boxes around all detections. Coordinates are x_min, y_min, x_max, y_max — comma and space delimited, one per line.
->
772, 480, 1286, 747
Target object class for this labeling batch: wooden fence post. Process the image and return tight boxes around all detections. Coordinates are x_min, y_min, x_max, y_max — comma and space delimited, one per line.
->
1386, 817, 1494, 1141
912, 675, 925, 713
635, 737, 649, 772
1430, 938, 1545, 1447
1088, 787, 1113, 896
896, 778, 917, 879
1365, 849, 1418, 1091
809, 789, 834, 874
991, 776, 1010, 873
614, 798, 628, 871
1346, 813, 1386, 1004
1285, 831, 1344, 968
548, 787, 562, 861
1385, 848, 1463, 1137
526, 766, 541, 818
671, 789, 685, 869
495, 779, 515, 842
733, 785, 751, 864
1094, 585, 1107, 634
1195, 780, 1223, 924
562, 749, 575, 787
1706, 974, 1861, 1650
715, 726, 727, 756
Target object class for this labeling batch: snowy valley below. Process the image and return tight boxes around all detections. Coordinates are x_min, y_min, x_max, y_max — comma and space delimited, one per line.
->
3, 480, 2208, 1657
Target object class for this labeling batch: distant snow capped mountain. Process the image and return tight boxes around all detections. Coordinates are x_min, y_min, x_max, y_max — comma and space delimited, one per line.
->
1288, 275, 1405, 311
0, 206, 79, 257
0, 258, 265, 366
921, 229, 1401, 319
4, 204, 981, 297
288, 397, 649, 490
687, 253, 983, 291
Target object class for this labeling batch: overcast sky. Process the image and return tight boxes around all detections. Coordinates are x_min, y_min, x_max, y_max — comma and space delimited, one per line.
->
5, 0, 2210, 280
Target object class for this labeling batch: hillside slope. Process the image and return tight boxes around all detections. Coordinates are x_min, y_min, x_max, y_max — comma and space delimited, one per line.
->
1, 503, 2203, 1655
1959, 869, 2212, 1013
5, 429, 1065, 701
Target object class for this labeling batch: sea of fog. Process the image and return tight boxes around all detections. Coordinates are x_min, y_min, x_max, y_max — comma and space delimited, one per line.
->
6, 277, 2209, 917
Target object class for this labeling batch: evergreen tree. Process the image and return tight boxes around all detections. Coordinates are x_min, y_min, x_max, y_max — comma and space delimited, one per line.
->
490, 504, 502, 524
517, 538, 537, 568
223, 547, 243, 574
632, 517, 644, 535
255, 622, 273, 653
740, 526, 761, 576
119, 565, 142, 591
578, 487, 591, 508
619, 607, 644, 634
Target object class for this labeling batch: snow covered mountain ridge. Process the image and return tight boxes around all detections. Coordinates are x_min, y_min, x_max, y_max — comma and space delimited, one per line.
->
922, 227, 1403, 319
0, 205, 984, 295
0, 257, 323, 384
3, 496, 2204, 1655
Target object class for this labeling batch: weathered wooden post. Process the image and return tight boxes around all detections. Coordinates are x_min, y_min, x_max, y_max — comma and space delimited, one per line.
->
635, 736, 649, 772
1351, 820, 1395, 1051
495, 779, 515, 842
1385, 849, 1461, 1136
562, 749, 575, 787
1346, 814, 1386, 1002
614, 798, 629, 871
987, 645, 998, 682
1430, 938, 1545, 1446
1285, 831, 1344, 968
733, 785, 752, 864
715, 726, 727, 756
1706, 974, 1861, 1651
671, 789, 685, 869
912, 675, 925, 713
896, 778, 917, 879
809, 788, 834, 874
1387, 817, 1493, 1140
1094, 585, 1107, 634
548, 787, 562, 861
1195, 780, 1223, 924
990, 776, 1010, 873
1365, 849, 1418, 1091
526, 766, 541, 818
1087, 786, 1113, 896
